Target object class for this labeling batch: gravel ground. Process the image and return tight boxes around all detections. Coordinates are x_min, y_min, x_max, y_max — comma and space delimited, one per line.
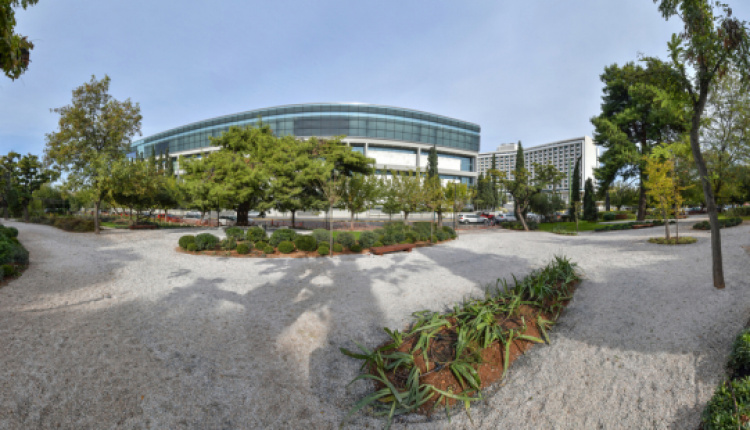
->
0, 220, 748, 429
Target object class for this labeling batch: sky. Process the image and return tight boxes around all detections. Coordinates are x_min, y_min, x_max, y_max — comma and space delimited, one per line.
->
3, 1, 750, 157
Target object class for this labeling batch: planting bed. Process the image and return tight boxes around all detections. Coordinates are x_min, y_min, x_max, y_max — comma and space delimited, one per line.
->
341, 256, 580, 426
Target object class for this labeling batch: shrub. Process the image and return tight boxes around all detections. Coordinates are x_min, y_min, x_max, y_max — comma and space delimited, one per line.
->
278, 240, 295, 254
693, 218, 743, 230
373, 241, 384, 248
702, 377, 750, 429
255, 241, 268, 249
442, 226, 456, 238
435, 230, 447, 241
412, 222, 432, 241
247, 226, 266, 242
220, 237, 237, 251
0, 240, 28, 266
312, 229, 331, 243
502, 221, 538, 231
318, 244, 330, 256
336, 232, 356, 248
648, 237, 697, 245
602, 212, 616, 221
2, 264, 16, 278
0, 226, 18, 238
178, 235, 196, 250
194, 233, 220, 251
333, 243, 343, 253
270, 228, 297, 246
294, 235, 318, 252
51, 217, 95, 232
729, 330, 750, 378
382, 222, 407, 243
728, 207, 750, 217
358, 231, 377, 248
236, 243, 251, 255
225, 227, 244, 240
350, 244, 362, 253
405, 231, 418, 243
263, 245, 275, 254
186, 243, 197, 252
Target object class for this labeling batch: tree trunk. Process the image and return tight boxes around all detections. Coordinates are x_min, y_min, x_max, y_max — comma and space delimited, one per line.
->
605, 192, 611, 212
94, 200, 101, 234
437, 211, 443, 227
662, 201, 670, 241
637, 175, 647, 221
518, 204, 529, 231
236, 201, 250, 226
403, 211, 409, 222
22, 203, 29, 222
328, 204, 334, 257
689, 95, 724, 288
291, 210, 296, 228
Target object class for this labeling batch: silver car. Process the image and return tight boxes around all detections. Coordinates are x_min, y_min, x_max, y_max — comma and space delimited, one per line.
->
494, 213, 517, 223
458, 214, 489, 225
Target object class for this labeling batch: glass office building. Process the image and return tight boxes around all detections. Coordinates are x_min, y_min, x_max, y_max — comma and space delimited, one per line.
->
130, 103, 480, 184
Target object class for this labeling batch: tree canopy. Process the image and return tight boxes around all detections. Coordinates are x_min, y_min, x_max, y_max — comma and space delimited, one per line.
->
1, 0, 37, 80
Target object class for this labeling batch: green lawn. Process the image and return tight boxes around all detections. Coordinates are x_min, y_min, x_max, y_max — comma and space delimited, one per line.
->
538, 221, 602, 232
331, 230, 362, 240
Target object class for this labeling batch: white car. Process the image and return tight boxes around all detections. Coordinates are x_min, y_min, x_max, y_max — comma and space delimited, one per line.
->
525, 212, 542, 222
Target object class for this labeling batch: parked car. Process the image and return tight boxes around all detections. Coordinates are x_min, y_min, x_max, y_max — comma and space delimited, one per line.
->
219, 215, 238, 226
494, 213, 517, 223
525, 212, 542, 222
184, 212, 201, 219
458, 214, 490, 225
687, 207, 706, 215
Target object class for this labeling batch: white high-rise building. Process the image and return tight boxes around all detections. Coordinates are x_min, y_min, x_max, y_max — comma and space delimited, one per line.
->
477, 136, 598, 203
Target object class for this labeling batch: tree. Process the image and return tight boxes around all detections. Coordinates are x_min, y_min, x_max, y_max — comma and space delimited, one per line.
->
378, 175, 402, 220
339, 173, 379, 229
427, 145, 438, 179
500, 161, 560, 231
446, 181, 474, 229
108, 157, 160, 224
390, 168, 424, 221
1, 0, 37, 80
609, 181, 640, 210
582, 178, 598, 221
513, 141, 525, 219
45, 75, 142, 234
16, 154, 54, 221
591, 60, 688, 220
644, 153, 682, 240
569, 157, 581, 218
529, 193, 565, 222
0, 151, 20, 218
654, 0, 750, 288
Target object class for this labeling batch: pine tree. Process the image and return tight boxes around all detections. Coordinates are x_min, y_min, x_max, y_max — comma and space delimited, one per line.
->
427, 145, 438, 179
569, 157, 581, 218
583, 178, 598, 221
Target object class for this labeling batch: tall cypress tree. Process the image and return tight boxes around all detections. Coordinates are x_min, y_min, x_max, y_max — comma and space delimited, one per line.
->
490, 154, 498, 210
427, 145, 438, 179
569, 156, 581, 217
513, 141, 525, 218
165, 146, 173, 176
583, 178, 597, 221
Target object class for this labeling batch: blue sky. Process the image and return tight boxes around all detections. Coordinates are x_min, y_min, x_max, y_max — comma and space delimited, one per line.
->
3, 1, 749, 157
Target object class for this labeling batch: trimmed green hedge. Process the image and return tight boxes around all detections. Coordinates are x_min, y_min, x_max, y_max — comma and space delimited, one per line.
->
194, 233, 219, 251
693, 218, 742, 230
702, 328, 750, 429
294, 235, 318, 252
179, 235, 195, 250
269, 228, 297, 246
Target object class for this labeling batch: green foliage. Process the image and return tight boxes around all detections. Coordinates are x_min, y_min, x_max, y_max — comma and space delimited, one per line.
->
333, 243, 343, 253
435, 230, 447, 241
278, 240, 295, 254
194, 233, 220, 251
648, 236, 697, 244
411, 222, 432, 241
220, 237, 237, 251
502, 221, 538, 231
702, 378, 750, 430
269, 228, 297, 246
569, 157, 581, 217
2, 264, 17, 278
442, 225, 456, 238
729, 330, 750, 378
602, 212, 616, 221
312, 229, 330, 243
583, 178, 598, 221
350, 244, 362, 253
225, 227, 244, 240
728, 207, 750, 217
263, 245, 275, 254
372, 241, 384, 248
255, 241, 268, 249
236, 243, 251, 255
50, 217, 95, 232
178, 235, 196, 250
247, 226, 266, 242
693, 218, 742, 230
1, 0, 38, 80
358, 231, 377, 248
294, 235, 318, 252
186, 243, 197, 252
405, 231, 418, 243
317, 243, 330, 255
0, 226, 18, 238
336, 231, 356, 248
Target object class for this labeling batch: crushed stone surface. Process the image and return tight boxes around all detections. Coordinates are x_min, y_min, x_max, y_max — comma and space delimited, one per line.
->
0, 220, 748, 429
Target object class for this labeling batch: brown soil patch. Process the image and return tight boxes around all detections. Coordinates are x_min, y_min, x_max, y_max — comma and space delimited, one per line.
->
370, 281, 578, 414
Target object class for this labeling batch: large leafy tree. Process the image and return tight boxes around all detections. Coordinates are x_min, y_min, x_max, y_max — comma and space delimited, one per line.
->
654, 0, 750, 289
1, 0, 37, 80
389, 168, 424, 221
45, 75, 142, 234
339, 173, 379, 229
0, 151, 20, 218
591, 60, 688, 220
16, 153, 55, 221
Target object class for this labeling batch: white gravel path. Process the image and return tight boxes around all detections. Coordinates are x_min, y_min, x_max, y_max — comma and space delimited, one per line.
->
0, 220, 748, 429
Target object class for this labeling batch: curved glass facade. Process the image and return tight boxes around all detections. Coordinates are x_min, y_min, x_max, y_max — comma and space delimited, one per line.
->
130, 103, 480, 157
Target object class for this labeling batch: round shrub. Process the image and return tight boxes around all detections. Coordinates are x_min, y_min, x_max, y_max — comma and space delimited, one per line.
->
178, 235, 196, 250
333, 243, 343, 253
602, 212, 616, 221
405, 231, 419, 243
255, 241, 268, 250
373, 241, 384, 248
441, 225, 456, 238
2, 226, 18, 238
186, 243, 197, 252
380, 235, 395, 246
350, 243, 362, 253
435, 230, 447, 241
294, 235, 318, 252
2, 264, 16, 278
317, 244, 330, 256
225, 227, 244, 240
263, 245, 275, 254
236, 243, 251, 255
336, 232, 356, 248
195, 233, 220, 251
220, 237, 237, 250
278, 240, 295, 254
247, 226, 266, 242
270, 228, 297, 246
312, 229, 331, 243
358, 231, 377, 248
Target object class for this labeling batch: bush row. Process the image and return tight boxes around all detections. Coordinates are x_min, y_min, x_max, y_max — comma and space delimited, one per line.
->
692, 218, 743, 230
727, 207, 750, 217
27, 215, 95, 232
177, 222, 458, 255
594, 220, 671, 232
0, 224, 28, 281
501, 221, 539, 231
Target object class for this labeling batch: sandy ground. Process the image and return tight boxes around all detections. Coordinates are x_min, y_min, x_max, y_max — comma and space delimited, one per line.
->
0, 220, 748, 429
